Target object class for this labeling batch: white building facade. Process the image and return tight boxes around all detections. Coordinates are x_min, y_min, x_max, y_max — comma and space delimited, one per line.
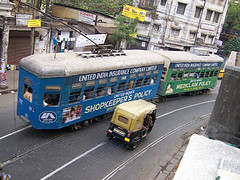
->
133, 0, 229, 53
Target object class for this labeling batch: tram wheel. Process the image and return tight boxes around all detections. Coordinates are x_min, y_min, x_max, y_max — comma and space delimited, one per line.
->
163, 96, 167, 102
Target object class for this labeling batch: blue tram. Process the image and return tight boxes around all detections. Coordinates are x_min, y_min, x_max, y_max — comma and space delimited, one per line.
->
17, 50, 165, 129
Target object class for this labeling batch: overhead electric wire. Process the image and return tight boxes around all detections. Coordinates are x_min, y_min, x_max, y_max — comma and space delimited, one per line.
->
16, 0, 102, 48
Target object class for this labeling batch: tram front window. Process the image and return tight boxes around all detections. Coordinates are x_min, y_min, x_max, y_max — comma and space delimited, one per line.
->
23, 84, 33, 103
43, 94, 60, 106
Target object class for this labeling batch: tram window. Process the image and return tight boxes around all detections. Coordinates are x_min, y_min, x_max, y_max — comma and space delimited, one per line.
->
86, 81, 96, 87
107, 83, 117, 95
205, 71, 210, 77
117, 81, 127, 92
146, 71, 152, 76
130, 74, 137, 79
177, 73, 183, 80
214, 70, 219, 77
200, 71, 205, 78
195, 71, 200, 78
24, 77, 33, 86
83, 87, 94, 100
99, 79, 107, 85
72, 83, 83, 89
170, 73, 177, 81
69, 91, 81, 104
127, 80, 135, 90
23, 84, 33, 103
189, 72, 195, 78
136, 78, 143, 88
209, 70, 214, 77
152, 75, 158, 84
183, 72, 189, 79
143, 76, 151, 86
96, 85, 106, 97
110, 77, 118, 82
43, 93, 60, 106
45, 86, 61, 91
154, 70, 159, 74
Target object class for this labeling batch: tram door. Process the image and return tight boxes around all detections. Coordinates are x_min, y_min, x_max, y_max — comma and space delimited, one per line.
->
17, 75, 35, 122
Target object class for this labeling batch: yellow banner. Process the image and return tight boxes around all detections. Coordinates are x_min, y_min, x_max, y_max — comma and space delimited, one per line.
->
27, 19, 41, 28
122, 5, 146, 22
129, 32, 137, 37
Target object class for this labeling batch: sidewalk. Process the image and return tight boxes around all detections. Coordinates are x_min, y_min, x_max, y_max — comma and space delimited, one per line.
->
0, 70, 19, 94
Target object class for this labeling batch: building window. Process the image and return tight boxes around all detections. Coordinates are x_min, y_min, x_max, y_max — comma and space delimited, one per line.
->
189, 32, 196, 39
160, 0, 167, 6
171, 28, 180, 37
140, 0, 154, 6
201, 34, 207, 42
194, 7, 203, 18
154, 24, 161, 32
213, 12, 220, 23
176, 2, 187, 15
205, 9, 213, 21
207, 35, 214, 44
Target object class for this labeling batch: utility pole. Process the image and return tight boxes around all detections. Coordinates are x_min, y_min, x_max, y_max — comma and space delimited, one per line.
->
30, 0, 37, 55
0, 18, 10, 89
0, 0, 14, 89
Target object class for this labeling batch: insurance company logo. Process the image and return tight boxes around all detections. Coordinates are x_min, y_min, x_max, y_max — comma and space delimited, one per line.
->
39, 111, 57, 123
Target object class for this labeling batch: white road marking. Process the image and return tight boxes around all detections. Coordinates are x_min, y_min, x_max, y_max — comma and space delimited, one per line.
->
157, 100, 215, 119
0, 125, 32, 140
1, 100, 216, 179
102, 101, 215, 180
40, 142, 107, 180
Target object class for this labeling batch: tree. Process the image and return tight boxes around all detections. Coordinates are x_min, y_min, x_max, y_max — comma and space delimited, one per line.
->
223, 0, 240, 33
223, 37, 240, 54
109, 14, 138, 49
53, 0, 133, 17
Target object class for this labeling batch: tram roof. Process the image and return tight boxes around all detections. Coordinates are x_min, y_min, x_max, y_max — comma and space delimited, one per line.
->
20, 50, 165, 78
152, 50, 223, 63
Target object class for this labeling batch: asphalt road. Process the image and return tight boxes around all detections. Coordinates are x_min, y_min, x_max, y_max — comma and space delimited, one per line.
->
0, 82, 221, 180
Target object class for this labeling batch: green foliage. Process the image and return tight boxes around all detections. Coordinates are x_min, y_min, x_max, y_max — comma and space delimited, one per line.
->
53, 0, 133, 16
224, 0, 240, 31
223, 37, 240, 54
109, 14, 138, 49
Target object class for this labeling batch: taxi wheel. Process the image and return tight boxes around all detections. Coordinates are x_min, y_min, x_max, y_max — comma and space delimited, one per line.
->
126, 138, 138, 150
107, 133, 113, 140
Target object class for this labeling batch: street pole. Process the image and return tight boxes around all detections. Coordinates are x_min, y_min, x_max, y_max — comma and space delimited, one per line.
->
30, 0, 37, 55
0, 17, 10, 89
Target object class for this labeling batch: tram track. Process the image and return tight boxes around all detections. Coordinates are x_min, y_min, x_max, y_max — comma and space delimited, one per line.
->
1, 130, 70, 168
102, 113, 211, 180
0, 99, 215, 176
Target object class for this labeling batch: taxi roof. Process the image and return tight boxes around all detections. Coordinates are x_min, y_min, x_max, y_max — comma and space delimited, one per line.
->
116, 99, 156, 118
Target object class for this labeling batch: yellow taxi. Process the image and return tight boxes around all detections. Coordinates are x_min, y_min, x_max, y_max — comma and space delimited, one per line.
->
106, 99, 156, 150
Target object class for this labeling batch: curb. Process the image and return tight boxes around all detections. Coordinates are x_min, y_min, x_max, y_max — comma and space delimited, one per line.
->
0, 89, 18, 95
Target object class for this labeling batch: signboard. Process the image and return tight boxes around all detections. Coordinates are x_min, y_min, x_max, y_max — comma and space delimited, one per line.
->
76, 34, 107, 47
16, 14, 32, 26
78, 11, 97, 25
27, 19, 41, 27
169, 62, 222, 69
122, 5, 146, 22
65, 65, 163, 85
